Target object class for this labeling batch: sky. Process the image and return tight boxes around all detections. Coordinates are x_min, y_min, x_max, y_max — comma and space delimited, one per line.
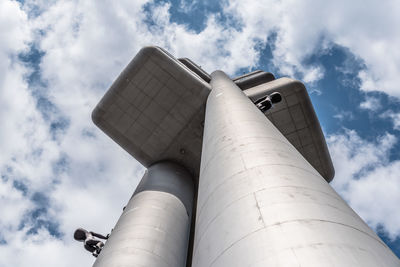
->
1, 0, 400, 266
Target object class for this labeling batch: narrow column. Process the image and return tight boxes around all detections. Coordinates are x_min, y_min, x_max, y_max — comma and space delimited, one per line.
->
192, 71, 399, 266
94, 161, 194, 267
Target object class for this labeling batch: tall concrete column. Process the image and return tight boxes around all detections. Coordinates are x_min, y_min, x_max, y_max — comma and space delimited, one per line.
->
192, 71, 399, 266
93, 161, 194, 267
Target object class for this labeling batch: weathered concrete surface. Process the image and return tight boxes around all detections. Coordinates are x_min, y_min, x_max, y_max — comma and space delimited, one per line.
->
93, 162, 194, 267
192, 71, 400, 267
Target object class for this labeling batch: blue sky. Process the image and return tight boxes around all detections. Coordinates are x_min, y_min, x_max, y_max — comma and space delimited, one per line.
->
1, 0, 400, 265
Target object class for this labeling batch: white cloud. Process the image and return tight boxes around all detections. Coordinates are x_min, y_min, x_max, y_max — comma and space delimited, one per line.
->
0, 1, 145, 265
178, 0, 198, 13
328, 130, 400, 239
26, 0, 400, 95
0, 179, 33, 232
360, 96, 382, 111
302, 66, 324, 84
333, 110, 354, 121
380, 111, 400, 131
346, 161, 400, 238
1, 227, 94, 267
223, 0, 400, 96
0, 1, 30, 55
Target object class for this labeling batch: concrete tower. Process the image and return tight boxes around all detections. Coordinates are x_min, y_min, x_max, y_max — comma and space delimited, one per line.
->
91, 47, 399, 266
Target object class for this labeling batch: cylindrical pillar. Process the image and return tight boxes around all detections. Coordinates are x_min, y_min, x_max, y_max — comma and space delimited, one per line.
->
192, 71, 399, 266
94, 161, 194, 267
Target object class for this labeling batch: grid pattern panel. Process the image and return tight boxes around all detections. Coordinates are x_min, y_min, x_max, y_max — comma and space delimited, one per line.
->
92, 47, 211, 177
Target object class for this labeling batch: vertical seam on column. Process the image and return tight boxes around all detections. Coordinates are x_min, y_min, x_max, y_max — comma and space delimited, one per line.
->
291, 248, 302, 267
209, 227, 265, 267
254, 193, 266, 227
